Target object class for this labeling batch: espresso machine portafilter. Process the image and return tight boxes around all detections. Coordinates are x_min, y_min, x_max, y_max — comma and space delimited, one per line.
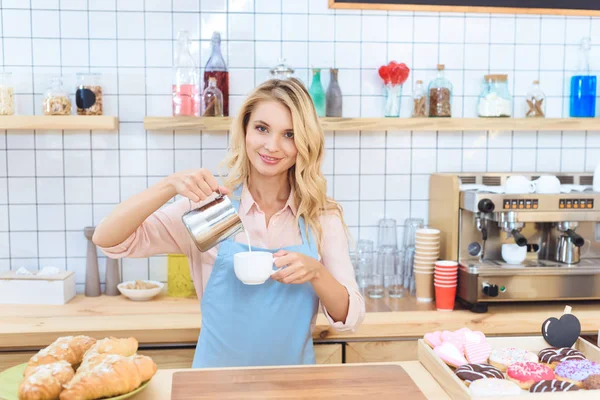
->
499, 212, 528, 247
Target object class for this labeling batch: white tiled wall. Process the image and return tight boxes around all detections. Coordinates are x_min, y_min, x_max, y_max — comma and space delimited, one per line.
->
1, 0, 600, 290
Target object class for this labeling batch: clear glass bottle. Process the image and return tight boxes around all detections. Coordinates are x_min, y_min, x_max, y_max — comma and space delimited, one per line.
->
412, 80, 427, 118
428, 64, 452, 117
0, 72, 15, 115
570, 37, 596, 118
525, 80, 546, 118
204, 32, 229, 116
309, 68, 326, 117
173, 30, 200, 117
326, 68, 342, 117
477, 74, 512, 118
269, 58, 294, 80
43, 76, 71, 115
75, 72, 103, 115
202, 77, 224, 117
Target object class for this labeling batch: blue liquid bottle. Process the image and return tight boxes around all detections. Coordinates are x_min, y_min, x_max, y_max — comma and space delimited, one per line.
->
570, 37, 597, 118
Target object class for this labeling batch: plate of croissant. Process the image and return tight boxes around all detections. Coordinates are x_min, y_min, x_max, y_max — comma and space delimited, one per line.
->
0, 336, 157, 400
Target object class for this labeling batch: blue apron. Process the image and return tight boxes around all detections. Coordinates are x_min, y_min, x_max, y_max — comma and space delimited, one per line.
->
192, 191, 320, 368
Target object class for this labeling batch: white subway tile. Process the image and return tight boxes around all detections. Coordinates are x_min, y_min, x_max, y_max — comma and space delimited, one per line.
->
411, 149, 437, 174
334, 175, 359, 201
308, 0, 330, 14
147, 150, 174, 176
386, 149, 411, 174
172, 0, 199, 11
334, 131, 359, 148
149, 256, 168, 282
64, 150, 92, 176
145, 13, 172, 40
361, 42, 387, 69
0, 205, 6, 231
413, 43, 438, 69
489, 44, 515, 71
120, 177, 147, 201
91, 150, 119, 176
282, 0, 307, 13
359, 200, 385, 226
36, 150, 64, 177
360, 149, 385, 174
360, 131, 385, 148
437, 149, 462, 172
334, 149, 359, 174
66, 231, 87, 257
411, 174, 430, 200
119, 150, 147, 176
92, 177, 120, 203
0, 233, 8, 258
37, 178, 65, 204
515, 17, 540, 44
490, 17, 516, 44
117, 40, 145, 67
385, 175, 410, 200
9, 205, 37, 231
512, 148, 537, 172
387, 131, 411, 148
38, 232, 66, 257
229, 13, 254, 41
7, 150, 35, 177
32, 10, 60, 37
2, 9, 31, 38
8, 178, 36, 204
61, 39, 89, 67
65, 177, 92, 203
255, 41, 280, 68
585, 149, 600, 172
561, 148, 585, 172
464, 44, 489, 70
412, 131, 436, 148
410, 200, 428, 224
465, 17, 490, 44
89, 11, 117, 38
384, 200, 410, 227
61, 11, 88, 39
414, 16, 439, 43
10, 232, 38, 258
201, 13, 227, 40
565, 18, 590, 45
33, 39, 61, 66
201, 149, 228, 175
389, 16, 414, 42
65, 204, 93, 230
122, 258, 149, 281
462, 148, 487, 172
536, 148, 561, 172
487, 149, 512, 172
362, 16, 387, 43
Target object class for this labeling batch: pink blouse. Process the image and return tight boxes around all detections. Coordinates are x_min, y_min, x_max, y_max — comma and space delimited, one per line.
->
100, 186, 365, 333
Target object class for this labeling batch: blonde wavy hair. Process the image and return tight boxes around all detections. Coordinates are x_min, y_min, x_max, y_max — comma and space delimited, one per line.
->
222, 78, 347, 251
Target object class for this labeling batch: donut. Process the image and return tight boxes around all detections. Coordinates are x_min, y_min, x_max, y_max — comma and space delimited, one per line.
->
455, 363, 504, 386
489, 347, 538, 371
468, 378, 521, 397
433, 342, 468, 368
538, 347, 586, 368
530, 379, 580, 393
506, 362, 555, 390
555, 359, 600, 387
583, 374, 600, 390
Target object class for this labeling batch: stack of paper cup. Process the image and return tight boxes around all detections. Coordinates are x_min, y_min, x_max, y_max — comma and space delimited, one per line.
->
434, 260, 458, 311
414, 228, 440, 302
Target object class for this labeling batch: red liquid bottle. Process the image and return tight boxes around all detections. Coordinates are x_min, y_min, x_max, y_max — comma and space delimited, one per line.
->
204, 32, 229, 116
173, 30, 200, 116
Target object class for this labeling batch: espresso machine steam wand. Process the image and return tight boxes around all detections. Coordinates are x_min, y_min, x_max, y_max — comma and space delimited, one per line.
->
499, 212, 528, 247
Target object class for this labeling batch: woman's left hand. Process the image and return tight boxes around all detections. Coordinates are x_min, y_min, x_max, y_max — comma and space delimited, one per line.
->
272, 250, 324, 284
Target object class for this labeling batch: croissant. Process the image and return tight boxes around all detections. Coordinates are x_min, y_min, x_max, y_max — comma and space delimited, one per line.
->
18, 361, 75, 400
25, 336, 96, 375
59, 354, 157, 400
79, 337, 138, 368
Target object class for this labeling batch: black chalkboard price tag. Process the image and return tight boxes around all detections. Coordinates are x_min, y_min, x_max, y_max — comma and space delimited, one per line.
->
329, 0, 600, 16
541, 305, 582, 349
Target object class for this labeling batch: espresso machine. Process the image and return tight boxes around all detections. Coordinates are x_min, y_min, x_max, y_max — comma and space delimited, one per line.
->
429, 173, 600, 313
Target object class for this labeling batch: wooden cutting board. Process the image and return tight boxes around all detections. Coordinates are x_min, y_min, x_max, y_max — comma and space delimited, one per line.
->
171, 364, 427, 399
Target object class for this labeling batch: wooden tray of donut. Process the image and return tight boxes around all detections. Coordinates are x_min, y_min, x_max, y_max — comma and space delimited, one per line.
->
418, 336, 600, 400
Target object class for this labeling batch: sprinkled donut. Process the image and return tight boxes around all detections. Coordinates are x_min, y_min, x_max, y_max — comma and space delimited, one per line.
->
530, 380, 580, 393
538, 347, 586, 367
555, 359, 600, 387
507, 362, 555, 390
455, 364, 504, 386
489, 347, 538, 371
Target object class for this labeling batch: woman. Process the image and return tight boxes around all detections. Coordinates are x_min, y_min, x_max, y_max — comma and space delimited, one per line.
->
93, 78, 365, 368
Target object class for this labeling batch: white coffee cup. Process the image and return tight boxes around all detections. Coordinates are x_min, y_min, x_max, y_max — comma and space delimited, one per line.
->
234, 251, 275, 285
505, 175, 535, 194
534, 175, 561, 194
501, 243, 527, 265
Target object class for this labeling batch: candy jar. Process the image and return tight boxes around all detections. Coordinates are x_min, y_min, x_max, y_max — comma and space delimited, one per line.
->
525, 80, 546, 118
75, 72, 103, 115
269, 58, 294, 80
43, 76, 72, 115
378, 61, 410, 117
202, 77, 224, 117
477, 74, 512, 118
173, 30, 200, 117
428, 64, 452, 118
411, 80, 427, 118
309, 68, 326, 117
0, 72, 15, 115
204, 32, 229, 116
326, 68, 342, 117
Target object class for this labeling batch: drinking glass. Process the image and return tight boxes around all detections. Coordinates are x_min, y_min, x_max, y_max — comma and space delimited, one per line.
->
403, 218, 424, 248
356, 240, 374, 290
368, 249, 387, 299
382, 248, 404, 298
378, 218, 398, 249
403, 246, 415, 288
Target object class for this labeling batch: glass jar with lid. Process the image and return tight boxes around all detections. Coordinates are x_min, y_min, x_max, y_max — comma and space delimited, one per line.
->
0, 72, 15, 115
43, 76, 72, 115
412, 80, 427, 117
75, 72, 103, 115
477, 74, 512, 118
269, 58, 295, 80
525, 80, 546, 118
428, 64, 452, 117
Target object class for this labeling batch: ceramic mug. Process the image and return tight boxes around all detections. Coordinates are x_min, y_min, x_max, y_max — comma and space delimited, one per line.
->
501, 243, 527, 265
505, 175, 535, 194
534, 175, 561, 194
234, 251, 275, 285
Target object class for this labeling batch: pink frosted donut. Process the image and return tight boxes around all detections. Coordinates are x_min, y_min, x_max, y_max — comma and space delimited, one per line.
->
507, 362, 555, 390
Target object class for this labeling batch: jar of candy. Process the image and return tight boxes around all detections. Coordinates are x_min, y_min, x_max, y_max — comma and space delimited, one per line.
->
0, 72, 15, 115
428, 65, 452, 117
75, 72, 103, 115
477, 74, 512, 118
43, 76, 72, 115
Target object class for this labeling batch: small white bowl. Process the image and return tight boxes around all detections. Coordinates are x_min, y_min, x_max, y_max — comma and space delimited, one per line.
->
118, 280, 164, 301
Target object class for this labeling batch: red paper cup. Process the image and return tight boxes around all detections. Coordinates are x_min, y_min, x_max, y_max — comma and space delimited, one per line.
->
435, 271, 457, 278
435, 260, 458, 268
434, 280, 457, 285
435, 284, 457, 311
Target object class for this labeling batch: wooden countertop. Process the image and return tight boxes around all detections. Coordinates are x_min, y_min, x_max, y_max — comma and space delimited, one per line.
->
2, 294, 599, 349
128, 361, 450, 400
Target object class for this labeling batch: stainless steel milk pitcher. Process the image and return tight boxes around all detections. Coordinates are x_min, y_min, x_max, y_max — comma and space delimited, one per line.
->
182, 191, 243, 252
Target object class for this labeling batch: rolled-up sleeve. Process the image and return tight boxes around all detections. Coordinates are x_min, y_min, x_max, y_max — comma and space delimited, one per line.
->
319, 213, 366, 332
99, 199, 191, 259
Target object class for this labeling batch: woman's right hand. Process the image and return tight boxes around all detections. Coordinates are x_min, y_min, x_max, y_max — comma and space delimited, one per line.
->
166, 169, 230, 203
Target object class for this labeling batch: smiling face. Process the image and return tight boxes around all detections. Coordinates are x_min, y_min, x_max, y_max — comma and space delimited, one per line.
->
245, 100, 298, 179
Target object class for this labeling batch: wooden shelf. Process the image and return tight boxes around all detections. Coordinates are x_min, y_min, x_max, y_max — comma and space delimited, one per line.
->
144, 117, 600, 132
0, 116, 119, 131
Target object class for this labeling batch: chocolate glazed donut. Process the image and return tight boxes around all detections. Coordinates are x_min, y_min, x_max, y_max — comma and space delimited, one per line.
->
538, 347, 586, 366
455, 363, 504, 386
530, 380, 580, 392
